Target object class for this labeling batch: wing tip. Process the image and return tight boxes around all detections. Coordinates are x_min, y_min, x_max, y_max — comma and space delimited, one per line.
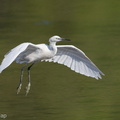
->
95, 72, 105, 80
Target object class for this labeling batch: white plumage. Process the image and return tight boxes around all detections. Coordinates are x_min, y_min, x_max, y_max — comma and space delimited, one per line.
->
0, 35, 104, 95
44, 45, 104, 79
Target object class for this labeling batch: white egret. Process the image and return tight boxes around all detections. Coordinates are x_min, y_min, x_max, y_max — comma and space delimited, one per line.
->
0, 35, 104, 95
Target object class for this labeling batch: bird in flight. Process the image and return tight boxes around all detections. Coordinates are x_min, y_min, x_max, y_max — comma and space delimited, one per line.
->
0, 35, 104, 95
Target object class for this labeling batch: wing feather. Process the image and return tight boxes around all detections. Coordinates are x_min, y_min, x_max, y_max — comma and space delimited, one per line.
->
43, 45, 104, 79
0, 42, 37, 73
75, 60, 80, 73
71, 58, 76, 71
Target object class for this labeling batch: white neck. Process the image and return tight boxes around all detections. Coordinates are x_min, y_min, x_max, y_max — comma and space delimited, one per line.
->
50, 41, 56, 45
49, 41, 57, 48
49, 41, 57, 54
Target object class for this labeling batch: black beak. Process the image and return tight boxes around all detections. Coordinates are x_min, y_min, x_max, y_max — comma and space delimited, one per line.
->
61, 38, 71, 41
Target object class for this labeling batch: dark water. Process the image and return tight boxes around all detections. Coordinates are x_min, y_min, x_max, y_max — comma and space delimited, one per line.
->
0, 0, 120, 120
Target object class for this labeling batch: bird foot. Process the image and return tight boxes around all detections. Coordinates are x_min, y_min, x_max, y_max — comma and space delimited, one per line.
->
17, 84, 22, 94
26, 83, 31, 96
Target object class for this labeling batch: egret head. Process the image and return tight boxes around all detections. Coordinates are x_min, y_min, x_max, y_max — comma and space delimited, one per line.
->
49, 35, 70, 43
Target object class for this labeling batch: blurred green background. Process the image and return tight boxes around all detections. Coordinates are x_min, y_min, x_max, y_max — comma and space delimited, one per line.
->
0, 0, 120, 120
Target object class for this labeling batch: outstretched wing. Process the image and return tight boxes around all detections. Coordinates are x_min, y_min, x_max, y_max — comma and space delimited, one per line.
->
44, 45, 104, 79
0, 42, 36, 73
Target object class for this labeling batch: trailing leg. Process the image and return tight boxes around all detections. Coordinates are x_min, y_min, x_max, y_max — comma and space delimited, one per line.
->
26, 63, 34, 95
17, 64, 27, 94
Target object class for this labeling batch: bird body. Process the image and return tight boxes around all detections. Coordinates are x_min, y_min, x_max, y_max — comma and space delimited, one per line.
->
0, 35, 104, 95
16, 43, 57, 63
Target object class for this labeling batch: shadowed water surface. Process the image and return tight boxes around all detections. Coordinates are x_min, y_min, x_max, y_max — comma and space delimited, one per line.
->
0, 0, 120, 120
